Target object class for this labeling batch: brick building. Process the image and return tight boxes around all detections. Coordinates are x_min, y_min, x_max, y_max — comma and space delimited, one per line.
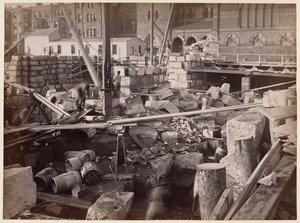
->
5, 3, 296, 62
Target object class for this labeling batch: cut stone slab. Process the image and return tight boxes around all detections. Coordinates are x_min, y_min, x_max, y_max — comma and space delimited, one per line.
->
149, 154, 174, 179
169, 97, 180, 107
263, 89, 289, 108
151, 88, 174, 100
134, 168, 158, 196
145, 100, 169, 110
212, 101, 225, 108
4, 166, 37, 219
125, 96, 146, 116
206, 86, 221, 100
226, 111, 266, 155
86, 191, 134, 220
162, 101, 180, 113
174, 152, 204, 170
220, 83, 230, 94
179, 99, 198, 111
221, 95, 242, 106
161, 131, 178, 144
244, 96, 255, 104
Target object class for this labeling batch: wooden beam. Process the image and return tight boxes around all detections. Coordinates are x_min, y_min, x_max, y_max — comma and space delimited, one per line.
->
37, 192, 92, 210
158, 3, 174, 65
108, 102, 263, 126
232, 155, 296, 220
101, 3, 113, 116
224, 140, 282, 220
150, 3, 154, 66
209, 187, 234, 220
60, 3, 102, 89
29, 122, 108, 131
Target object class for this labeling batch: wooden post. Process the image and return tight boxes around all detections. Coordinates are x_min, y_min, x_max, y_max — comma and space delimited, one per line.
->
234, 137, 257, 184
60, 3, 101, 89
195, 163, 226, 220
158, 3, 174, 65
101, 3, 113, 115
150, 3, 154, 66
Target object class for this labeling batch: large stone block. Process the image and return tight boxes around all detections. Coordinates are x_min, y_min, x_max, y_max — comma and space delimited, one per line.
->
149, 154, 174, 179
86, 191, 134, 220
179, 99, 198, 111
221, 95, 242, 106
174, 152, 204, 170
206, 86, 221, 100
4, 166, 37, 219
263, 89, 289, 107
226, 111, 266, 155
161, 131, 178, 144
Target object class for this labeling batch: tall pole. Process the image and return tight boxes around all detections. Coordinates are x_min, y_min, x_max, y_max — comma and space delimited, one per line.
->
101, 3, 112, 115
59, 3, 102, 89
158, 3, 174, 65
150, 3, 154, 66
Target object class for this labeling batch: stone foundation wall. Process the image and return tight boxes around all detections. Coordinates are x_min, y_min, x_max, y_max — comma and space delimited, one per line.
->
5, 55, 83, 94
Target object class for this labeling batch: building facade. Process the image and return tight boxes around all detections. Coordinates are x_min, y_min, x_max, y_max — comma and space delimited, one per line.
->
5, 3, 296, 62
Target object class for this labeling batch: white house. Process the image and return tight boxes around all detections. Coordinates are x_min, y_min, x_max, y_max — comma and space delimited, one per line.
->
24, 28, 147, 60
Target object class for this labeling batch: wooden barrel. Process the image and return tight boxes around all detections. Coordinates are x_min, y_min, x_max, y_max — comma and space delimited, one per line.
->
33, 167, 58, 191
51, 171, 82, 194
82, 150, 96, 161
80, 161, 101, 185
65, 157, 83, 172
64, 151, 89, 164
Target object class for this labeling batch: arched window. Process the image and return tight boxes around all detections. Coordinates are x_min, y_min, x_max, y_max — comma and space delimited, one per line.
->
172, 37, 183, 53
278, 32, 295, 46
224, 34, 240, 46
186, 36, 197, 46
250, 33, 266, 46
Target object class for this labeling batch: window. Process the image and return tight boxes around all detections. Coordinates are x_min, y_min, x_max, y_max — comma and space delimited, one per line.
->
54, 21, 58, 28
34, 11, 38, 18
19, 22, 23, 27
24, 22, 29, 28
155, 10, 158, 19
69, 9, 72, 15
33, 22, 36, 28
71, 45, 75, 54
13, 23, 17, 30
78, 29, 82, 37
49, 46, 53, 55
85, 45, 90, 54
39, 11, 43, 17
70, 33, 73, 39
54, 10, 58, 17
138, 45, 141, 54
112, 44, 117, 54
86, 28, 96, 37
44, 47, 48, 54
13, 12, 17, 18
98, 44, 102, 54
87, 3, 94, 8
147, 11, 150, 20
77, 3, 81, 9
87, 14, 96, 22
77, 14, 82, 22
45, 11, 49, 17
57, 45, 61, 54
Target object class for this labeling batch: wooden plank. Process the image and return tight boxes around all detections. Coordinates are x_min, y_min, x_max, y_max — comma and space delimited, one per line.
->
4, 126, 30, 135
224, 140, 282, 220
37, 192, 92, 210
30, 122, 108, 131
209, 187, 234, 220
109, 102, 263, 126
232, 155, 296, 220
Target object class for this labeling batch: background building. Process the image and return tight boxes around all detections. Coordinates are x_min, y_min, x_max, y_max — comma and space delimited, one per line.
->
4, 3, 296, 62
